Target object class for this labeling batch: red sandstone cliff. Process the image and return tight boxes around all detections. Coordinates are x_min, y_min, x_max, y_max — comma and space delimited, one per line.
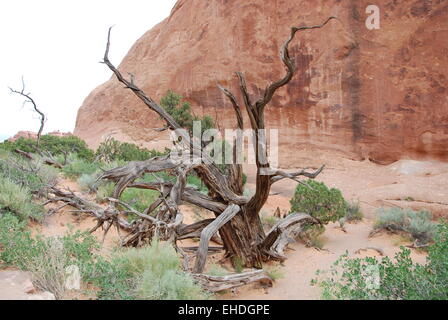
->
74, 0, 448, 165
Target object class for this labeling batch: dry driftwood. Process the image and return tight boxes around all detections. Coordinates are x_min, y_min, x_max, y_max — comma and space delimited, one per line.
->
14, 149, 63, 169
192, 270, 273, 292
261, 213, 320, 261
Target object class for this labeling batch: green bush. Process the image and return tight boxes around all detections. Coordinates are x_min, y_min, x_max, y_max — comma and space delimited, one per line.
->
186, 173, 208, 193
61, 157, 100, 179
314, 221, 448, 300
0, 151, 59, 193
374, 208, 437, 245
120, 188, 159, 215
0, 135, 94, 161
77, 174, 98, 193
0, 176, 44, 222
96, 182, 115, 203
160, 90, 215, 134
0, 214, 99, 298
290, 180, 347, 224
95, 138, 168, 163
0, 214, 207, 300
345, 201, 363, 222
89, 240, 208, 300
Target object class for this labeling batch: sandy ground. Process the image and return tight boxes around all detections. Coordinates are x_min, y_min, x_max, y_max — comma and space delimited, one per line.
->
1, 156, 447, 300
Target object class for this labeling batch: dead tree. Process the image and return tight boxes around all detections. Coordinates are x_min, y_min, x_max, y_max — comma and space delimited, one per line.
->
97, 17, 336, 273
9, 78, 64, 168
9, 78, 46, 148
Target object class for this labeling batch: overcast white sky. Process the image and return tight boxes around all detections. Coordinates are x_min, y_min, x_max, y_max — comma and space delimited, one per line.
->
0, 0, 177, 141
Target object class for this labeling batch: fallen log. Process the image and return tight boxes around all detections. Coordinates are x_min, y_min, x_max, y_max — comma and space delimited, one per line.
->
14, 148, 63, 169
192, 270, 273, 292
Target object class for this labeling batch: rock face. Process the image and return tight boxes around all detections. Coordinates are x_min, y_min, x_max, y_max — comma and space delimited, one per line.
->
75, 0, 448, 166
0, 271, 56, 300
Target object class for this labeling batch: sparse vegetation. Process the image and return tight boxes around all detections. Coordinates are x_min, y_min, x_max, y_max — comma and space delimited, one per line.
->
0, 214, 208, 300
314, 221, 448, 300
260, 211, 278, 230
373, 208, 437, 246
89, 240, 208, 300
61, 157, 100, 179
96, 182, 115, 203
95, 137, 168, 163
207, 264, 229, 277
265, 266, 284, 280
345, 201, 363, 222
0, 176, 44, 222
120, 188, 160, 215
0, 213, 99, 299
232, 256, 245, 274
0, 135, 94, 161
0, 150, 59, 193
77, 174, 98, 193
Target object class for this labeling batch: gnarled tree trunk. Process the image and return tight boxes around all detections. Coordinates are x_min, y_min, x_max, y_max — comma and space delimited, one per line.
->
94, 17, 336, 272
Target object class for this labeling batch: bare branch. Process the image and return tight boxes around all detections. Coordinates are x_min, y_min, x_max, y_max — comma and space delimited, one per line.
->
192, 270, 273, 292
9, 78, 46, 148
217, 83, 243, 130
254, 17, 338, 113
270, 165, 325, 184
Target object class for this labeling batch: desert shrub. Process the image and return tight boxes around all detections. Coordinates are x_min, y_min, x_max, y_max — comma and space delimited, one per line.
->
77, 174, 98, 193
0, 151, 59, 193
120, 188, 160, 214
61, 157, 100, 179
77, 159, 128, 194
0, 214, 99, 299
314, 221, 448, 300
95, 137, 168, 163
207, 264, 229, 277
186, 173, 208, 193
0, 135, 94, 161
133, 171, 208, 194
374, 208, 437, 245
160, 90, 215, 134
265, 266, 285, 280
0, 176, 44, 222
96, 182, 115, 203
290, 180, 347, 224
89, 240, 208, 300
290, 180, 346, 249
345, 201, 363, 222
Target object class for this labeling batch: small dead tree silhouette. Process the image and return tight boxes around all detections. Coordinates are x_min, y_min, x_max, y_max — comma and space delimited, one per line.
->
9, 78, 46, 148
96, 17, 336, 273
